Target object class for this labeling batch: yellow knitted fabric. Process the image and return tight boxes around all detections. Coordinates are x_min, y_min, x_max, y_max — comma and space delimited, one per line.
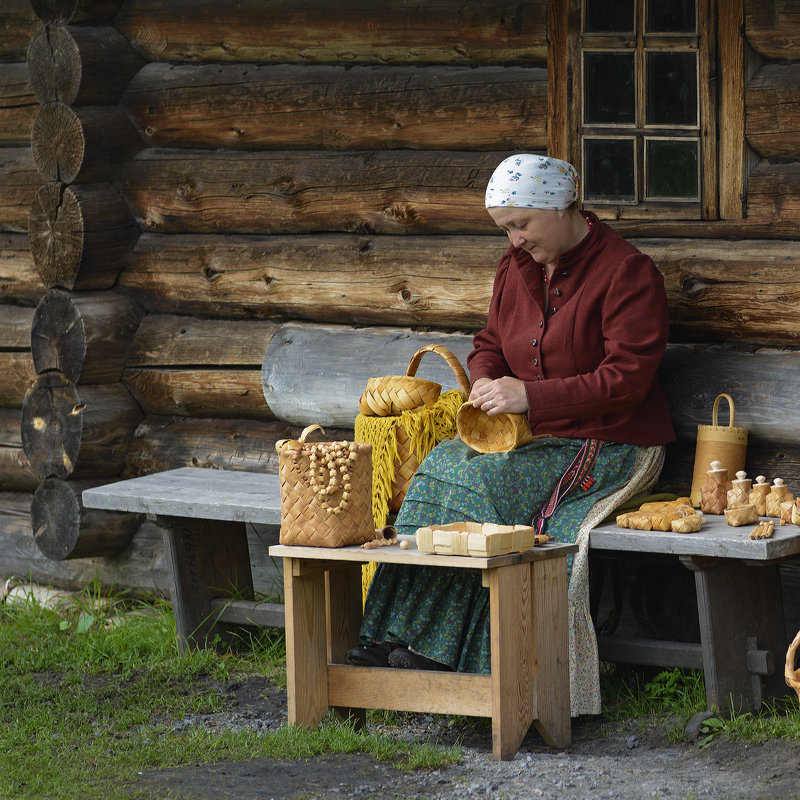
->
355, 389, 465, 600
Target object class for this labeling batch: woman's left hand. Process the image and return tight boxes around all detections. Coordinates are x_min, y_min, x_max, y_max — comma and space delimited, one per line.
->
472, 376, 529, 416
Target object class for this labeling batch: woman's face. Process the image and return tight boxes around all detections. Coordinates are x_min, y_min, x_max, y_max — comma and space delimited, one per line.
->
487, 206, 568, 266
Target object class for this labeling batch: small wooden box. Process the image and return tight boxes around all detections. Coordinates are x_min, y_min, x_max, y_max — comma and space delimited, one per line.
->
416, 521, 538, 557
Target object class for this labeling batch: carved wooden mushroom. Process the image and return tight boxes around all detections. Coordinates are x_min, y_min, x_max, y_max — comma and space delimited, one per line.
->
786, 629, 800, 702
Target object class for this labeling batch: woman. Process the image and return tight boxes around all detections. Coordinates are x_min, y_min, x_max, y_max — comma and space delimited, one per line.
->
347, 154, 674, 713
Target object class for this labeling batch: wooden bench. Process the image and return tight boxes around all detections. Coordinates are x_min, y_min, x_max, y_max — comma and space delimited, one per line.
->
588, 515, 800, 711
82, 465, 800, 731
82, 466, 576, 761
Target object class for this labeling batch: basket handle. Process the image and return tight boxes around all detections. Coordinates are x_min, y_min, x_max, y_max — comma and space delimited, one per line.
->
711, 393, 735, 428
405, 344, 470, 396
275, 424, 325, 453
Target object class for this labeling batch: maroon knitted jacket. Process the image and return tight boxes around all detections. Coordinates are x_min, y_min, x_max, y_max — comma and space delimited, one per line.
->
467, 212, 675, 446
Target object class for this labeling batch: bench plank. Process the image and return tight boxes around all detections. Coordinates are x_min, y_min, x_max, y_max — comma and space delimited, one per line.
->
590, 513, 800, 561
82, 466, 282, 525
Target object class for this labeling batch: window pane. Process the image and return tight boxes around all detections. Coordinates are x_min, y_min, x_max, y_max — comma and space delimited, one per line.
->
646, 51, 697, 125
647, 0, 696, 33
585, 0, 634, 33
584, 138, 636, 201
584, 52, 636, 125
646, 139, 698, 199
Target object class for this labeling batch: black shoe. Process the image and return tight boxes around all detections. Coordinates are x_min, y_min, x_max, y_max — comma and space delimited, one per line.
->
346, 641, 402, 667
387, 647, 452, 671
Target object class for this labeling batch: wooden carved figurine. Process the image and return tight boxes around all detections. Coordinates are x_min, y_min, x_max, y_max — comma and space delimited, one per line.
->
727, 470, 752, 508
700, 460, 731, 515
766, 478, 792, 519
749, 475, 770, 516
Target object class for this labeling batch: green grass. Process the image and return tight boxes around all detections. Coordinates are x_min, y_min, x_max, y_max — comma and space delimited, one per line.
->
3, 585, 799, 799
0, 586, 460, 800
600, 663, 800, 746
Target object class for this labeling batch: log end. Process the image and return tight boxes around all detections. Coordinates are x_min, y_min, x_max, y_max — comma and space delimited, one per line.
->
21, 371, 83, 480
27, 24, 81, 106
31, 477, 141, 560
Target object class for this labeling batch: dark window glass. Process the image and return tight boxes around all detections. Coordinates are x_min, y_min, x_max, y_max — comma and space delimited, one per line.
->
584, 139, 636, 201
585, 0, 634, 33
584, 52, 636, 124
647, 0, 696, 33
646, 51, 697, 125
646, 139, 698, 198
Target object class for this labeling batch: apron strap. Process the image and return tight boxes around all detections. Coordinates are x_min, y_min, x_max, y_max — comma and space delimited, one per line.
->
532, 438, 603, 536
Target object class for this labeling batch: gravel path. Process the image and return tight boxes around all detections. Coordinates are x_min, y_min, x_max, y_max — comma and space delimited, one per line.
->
132, 677, 800, 800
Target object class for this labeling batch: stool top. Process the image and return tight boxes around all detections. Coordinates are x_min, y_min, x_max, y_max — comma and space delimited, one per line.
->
270, 536, 577, 570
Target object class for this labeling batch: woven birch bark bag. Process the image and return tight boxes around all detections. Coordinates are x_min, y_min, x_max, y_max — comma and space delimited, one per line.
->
275, 424, 375, 547
456, 400, 534, 453
355, 344, 470, 527
689, 393, 748, 507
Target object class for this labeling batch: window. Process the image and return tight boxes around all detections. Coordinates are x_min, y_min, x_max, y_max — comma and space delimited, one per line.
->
548, 0, 745, 221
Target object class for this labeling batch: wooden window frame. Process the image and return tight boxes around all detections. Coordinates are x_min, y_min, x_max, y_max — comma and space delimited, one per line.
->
548, 0, 745, 221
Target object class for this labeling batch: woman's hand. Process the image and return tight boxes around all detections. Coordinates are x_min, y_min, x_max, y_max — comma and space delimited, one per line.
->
470, 376, 529, 416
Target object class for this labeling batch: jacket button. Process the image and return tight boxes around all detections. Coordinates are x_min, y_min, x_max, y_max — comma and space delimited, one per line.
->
539, 320, 543, 328
554, 288, 562, 297
533, 358, 538, 366
537, 375, 543, 381
530, 338, 537, 346
550, 306, 558, 314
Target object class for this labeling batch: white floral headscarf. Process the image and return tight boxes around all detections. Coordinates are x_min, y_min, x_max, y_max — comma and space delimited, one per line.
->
485, 154, 580, 210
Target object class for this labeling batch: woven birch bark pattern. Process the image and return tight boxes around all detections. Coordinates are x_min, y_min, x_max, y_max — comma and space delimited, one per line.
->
391, 423, 418, 510
358, 343, 470, 416
689, 393, 747, 506
275, 426, 375, 547
723, 504, 759, 526
456, 400, 533, 453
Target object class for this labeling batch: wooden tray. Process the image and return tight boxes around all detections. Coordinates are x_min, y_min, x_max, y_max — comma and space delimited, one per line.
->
415, 521, 543, 557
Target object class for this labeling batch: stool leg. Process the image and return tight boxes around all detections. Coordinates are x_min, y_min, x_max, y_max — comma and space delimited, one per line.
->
327, 564, 366, 729
487, 561, 534, 760
283, 558, 328, 728
532, 556, 571, 749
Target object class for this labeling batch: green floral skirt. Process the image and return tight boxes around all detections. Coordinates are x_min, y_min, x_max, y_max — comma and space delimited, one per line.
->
359, 437, 636, 673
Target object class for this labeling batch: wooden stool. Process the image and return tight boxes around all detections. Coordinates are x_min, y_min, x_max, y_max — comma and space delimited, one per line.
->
270, 538, 576, 761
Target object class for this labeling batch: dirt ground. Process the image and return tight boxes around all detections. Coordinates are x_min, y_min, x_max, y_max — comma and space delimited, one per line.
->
131, 676, 800, 800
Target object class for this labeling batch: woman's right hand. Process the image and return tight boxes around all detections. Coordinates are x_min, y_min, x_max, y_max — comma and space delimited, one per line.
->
468, 378, 493, 403
470, 376, 529, 416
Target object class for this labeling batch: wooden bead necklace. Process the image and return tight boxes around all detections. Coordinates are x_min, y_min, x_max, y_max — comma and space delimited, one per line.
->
300, 440, 359, 514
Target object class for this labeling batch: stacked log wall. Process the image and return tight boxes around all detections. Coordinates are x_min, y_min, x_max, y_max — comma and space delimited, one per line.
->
1, 0, 800, 600
0, 1, 43, 556
10, 0, 146, 573
110, 0, 551, 492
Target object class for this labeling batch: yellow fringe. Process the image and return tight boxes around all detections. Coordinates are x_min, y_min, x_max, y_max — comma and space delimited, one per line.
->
361, 562, 377, 602
355, 389, 465, 602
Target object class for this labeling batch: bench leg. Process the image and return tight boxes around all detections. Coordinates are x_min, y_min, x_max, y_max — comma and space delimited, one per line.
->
693, 560, 789, 711
283, 557, 328, 728
158, 516, 254, 652
487, 561, 535, 760
531, 556, 571, 749
326, 564, 366, 728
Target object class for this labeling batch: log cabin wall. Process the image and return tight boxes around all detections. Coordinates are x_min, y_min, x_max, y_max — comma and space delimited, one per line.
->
0, 0, 798, 599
